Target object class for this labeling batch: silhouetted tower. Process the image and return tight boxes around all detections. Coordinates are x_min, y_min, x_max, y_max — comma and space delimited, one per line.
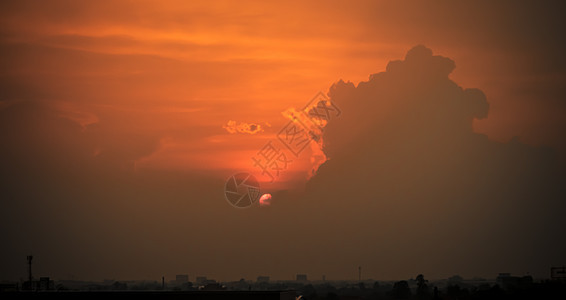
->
358, 266, 361, 282
162, 276, 165, 290
27, 255, 33, 288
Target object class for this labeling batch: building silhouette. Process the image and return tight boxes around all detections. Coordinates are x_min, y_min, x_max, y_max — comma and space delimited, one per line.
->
176, 275, 189, 285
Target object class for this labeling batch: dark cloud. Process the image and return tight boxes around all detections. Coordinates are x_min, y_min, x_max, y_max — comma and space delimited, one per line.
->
292, 45, 566, 278
0, 100, 235, 281
354, 1, 566, 153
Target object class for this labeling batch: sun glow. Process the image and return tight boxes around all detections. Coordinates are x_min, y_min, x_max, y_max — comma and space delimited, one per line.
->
259, 193, 272, 206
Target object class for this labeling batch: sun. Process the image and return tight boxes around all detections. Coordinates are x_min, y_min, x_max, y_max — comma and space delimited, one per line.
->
259, 193, 272, 207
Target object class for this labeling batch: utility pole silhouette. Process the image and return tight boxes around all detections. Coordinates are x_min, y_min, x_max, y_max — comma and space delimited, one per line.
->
27, 255, 33, 290
358, 266, 361, 282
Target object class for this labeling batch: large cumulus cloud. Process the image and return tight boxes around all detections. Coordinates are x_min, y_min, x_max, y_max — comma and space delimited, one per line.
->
290, 45, 566, 278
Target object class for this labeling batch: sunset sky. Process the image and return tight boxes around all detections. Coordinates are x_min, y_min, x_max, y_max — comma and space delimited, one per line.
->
1, 1, 565, 282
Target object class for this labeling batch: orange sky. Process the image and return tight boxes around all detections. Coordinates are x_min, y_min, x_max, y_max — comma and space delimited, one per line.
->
1, 0, 565, 282
0, 1, 393, 185
2, 1, 564, 187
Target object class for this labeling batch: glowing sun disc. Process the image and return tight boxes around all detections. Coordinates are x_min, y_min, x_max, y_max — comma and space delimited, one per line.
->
259, 194, 272, 206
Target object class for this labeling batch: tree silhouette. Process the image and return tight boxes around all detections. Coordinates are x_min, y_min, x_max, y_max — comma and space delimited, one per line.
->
373, 281, 380, 290
390, 280, 411, 299
416, 274, 430, 299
